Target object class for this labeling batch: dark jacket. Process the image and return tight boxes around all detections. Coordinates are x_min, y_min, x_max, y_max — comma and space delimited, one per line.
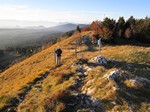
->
55, 48, 62, 56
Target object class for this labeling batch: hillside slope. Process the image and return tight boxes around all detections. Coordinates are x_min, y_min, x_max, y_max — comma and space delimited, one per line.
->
0, 31, 150, 112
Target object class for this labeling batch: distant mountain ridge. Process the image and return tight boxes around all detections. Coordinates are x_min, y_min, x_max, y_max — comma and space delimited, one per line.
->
0, 19, 57, 28
0, 23, 87, 48
0, 19, 87, 29
46, 23, 87, 32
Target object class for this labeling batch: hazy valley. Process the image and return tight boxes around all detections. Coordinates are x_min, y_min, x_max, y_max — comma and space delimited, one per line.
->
0, 23, 86, 71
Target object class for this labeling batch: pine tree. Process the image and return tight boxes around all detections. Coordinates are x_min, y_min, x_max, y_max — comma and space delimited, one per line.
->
76, 25, 81, 33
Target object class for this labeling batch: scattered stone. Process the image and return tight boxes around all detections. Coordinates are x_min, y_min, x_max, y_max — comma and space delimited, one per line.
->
112, 84, 119, 91
111, 102, 116, 105
81, 79, 96, 95
7, 107, 16, 112
72, 93, 80, 96
86, 87, 96, 95
77, 109, 95, 112
108, 58, 116, 62
77, 72, 83, 76
84, 66, 92, 71
128, 104, 134, 112
72, 62, 77, 67
91, 98, 100, 107
70, 92, 102, 110
70, 59, 105, 111
83, 72, 87, 76
76, 65, 86, 73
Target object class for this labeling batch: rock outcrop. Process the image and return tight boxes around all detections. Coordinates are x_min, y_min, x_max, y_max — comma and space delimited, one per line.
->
103, 70, 129, 81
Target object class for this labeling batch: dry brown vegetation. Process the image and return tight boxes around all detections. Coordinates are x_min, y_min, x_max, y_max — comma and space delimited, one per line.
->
0, 31, 150, 112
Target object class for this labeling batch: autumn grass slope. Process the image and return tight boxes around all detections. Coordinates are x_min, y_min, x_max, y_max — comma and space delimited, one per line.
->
0, 31, 150, 112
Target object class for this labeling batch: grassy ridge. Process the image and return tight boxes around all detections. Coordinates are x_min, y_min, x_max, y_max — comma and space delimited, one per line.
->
0, 31, 150, 111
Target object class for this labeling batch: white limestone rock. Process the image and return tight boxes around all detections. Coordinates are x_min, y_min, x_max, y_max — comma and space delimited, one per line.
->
103, 70, 129, 81
103, 70, 121, 81
89, 55, 108, 65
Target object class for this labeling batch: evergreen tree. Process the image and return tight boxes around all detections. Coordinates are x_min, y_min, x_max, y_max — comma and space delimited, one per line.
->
102, 17, 116, 30
135, 17, 150, 42
115, 17, 125, 38
127, 16, 136, 26
76, 26, 81, 33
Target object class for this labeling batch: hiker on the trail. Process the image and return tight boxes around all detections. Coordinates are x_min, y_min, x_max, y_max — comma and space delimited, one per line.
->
55, 46, 62, 66
98, 38, 102, 46
98, 38, 102, 54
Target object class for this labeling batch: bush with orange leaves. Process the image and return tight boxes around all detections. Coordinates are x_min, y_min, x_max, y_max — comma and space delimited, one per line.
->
99, 27, 113, 41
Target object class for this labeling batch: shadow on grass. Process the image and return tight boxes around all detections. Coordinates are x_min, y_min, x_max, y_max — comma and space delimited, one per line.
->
56, 73, 74, 85
115, 81, 150, 112
60, 92, 106, 112
104, 60, 150, 79
87, 59, 150, 79
77, 47, 99, 53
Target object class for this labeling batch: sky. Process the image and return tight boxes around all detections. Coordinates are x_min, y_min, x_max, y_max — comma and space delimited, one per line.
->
0, 0, 149, 27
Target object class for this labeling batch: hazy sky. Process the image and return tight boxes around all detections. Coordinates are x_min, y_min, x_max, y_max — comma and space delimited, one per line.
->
0, 0, 149, 26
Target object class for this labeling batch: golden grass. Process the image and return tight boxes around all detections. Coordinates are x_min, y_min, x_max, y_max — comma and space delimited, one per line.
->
0, 32, 82, 110
17, 67, 75, 112
0, 31, 149, 111
0, 33, 79, 96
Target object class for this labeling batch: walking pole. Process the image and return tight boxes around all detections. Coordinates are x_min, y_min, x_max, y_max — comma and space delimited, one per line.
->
53, 48, 56, 63
75, 40, 77, 58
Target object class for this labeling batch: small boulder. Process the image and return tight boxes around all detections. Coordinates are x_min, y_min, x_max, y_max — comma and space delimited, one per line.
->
130, 77, 150, 89
85, 99, 91, 106
77, 109, 95, 112
91, 98, 100, 107
89, 55, 107, 65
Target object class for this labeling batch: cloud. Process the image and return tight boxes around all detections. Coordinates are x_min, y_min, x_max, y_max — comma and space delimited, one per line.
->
0, 5, 51, 21
0, 4, 107, 24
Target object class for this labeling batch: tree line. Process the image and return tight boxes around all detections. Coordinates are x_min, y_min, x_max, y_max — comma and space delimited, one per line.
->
83, 16, 150, 44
